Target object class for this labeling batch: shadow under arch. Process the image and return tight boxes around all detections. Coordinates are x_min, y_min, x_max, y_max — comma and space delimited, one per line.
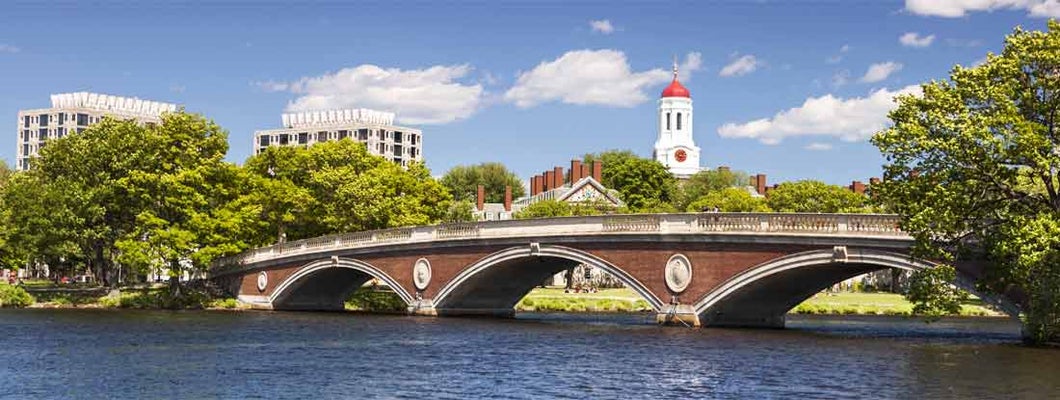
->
692, 248, 1020, 328
270, 257, 414, 311
431, 244, 665, 316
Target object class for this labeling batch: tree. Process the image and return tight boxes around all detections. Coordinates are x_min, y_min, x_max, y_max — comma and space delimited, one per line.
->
441, 162, 525, 203
243, 139, 452, 241
871, 21, 1060, 344
115, 112, 258, 293
584, 150, 676, 211
766, 180, 868, 213
673, 168, 750, 210
687, 187, 770, 212
513, 200, 572, 219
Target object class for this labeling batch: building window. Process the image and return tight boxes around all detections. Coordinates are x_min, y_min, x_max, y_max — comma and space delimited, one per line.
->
279, 134, 289, 145
39, 114, 49, 127
410, 148, 418, 158
676, 113, 682, 130
22, 144, 29, 156
76, 113, 89, 126
23, 116, 30, 128
298, 132, 308, 144
377, 143, 385, 154
393, 145, 403, 156
38, 128, 48, 140
57, 127, 65, 138
259, 135, 270, 146
410, 134, 417, 145
337, 130, 348, 140
22, 130, 30, 142
394, 131, 403, 143
666, 112, 671, 130
58, 113, 65, 125
358, 129, 368, 141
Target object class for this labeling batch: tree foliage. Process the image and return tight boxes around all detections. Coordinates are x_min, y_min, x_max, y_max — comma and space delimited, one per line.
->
766, 180, 868, 213
871, 21, 1060, 343
513, 199, 572, 219
687, 187, 770, 212
675, 168, 750, 210
584, 150, 676, 211
244, 140, 452, 242
441, 162, 525, 203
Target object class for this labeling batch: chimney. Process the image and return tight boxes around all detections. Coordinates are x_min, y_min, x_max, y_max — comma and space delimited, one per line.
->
504, 186, 512, 211
755, 174, 766, 196
581, 164, 590, 182
553, 166, 564, 188
476, 185, 485, 211
850, 181, 866, 195
592, 160, 602, 182
718, 166, 730, 173
544, 170, 554, 191
570, 160, 582, 183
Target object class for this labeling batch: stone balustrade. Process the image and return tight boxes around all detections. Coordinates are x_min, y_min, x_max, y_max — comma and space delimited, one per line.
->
211, 213, 907, 274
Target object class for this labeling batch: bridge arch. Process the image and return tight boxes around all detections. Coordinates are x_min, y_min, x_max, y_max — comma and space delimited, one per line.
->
270, 257, 414, 311
431, 244, 666, 315
693, 248, 1019, 328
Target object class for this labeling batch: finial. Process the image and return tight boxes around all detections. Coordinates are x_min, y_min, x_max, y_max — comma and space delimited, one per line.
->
672, 55, 679, 80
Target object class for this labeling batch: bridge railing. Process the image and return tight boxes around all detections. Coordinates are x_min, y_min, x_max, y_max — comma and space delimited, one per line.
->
211, 213, 905, 273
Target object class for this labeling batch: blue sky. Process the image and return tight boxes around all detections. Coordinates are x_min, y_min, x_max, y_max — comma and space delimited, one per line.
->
0, 1, 1051, 185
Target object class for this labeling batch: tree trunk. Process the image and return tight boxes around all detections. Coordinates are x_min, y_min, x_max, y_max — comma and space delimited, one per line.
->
168, 259, 183, 298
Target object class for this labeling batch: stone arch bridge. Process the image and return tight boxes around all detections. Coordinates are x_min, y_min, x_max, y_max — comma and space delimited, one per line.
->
209, 213, 1019, 328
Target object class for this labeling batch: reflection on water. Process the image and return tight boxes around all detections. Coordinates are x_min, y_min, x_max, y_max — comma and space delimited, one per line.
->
1, 310, 1056, 399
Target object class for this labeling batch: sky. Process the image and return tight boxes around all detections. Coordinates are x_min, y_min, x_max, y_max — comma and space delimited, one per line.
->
0, 1, 1053, 185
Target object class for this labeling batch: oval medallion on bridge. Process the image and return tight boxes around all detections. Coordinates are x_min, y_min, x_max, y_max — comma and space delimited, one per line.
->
665, 254, 692, 294
413, 258, 432, 291
256, 271, 268, 292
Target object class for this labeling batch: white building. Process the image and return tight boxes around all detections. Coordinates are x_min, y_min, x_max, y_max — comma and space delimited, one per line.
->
16, 92, 178, 171
652, 62, 702, 179
253, 109, 423, 167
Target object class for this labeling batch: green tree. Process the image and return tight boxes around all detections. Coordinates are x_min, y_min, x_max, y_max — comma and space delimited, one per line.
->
871, 21, 1060, 344
674, 168, 751, 210
766, 180, 868, 213
513, 199, 572, 219
441, 162, 525, 203
115, 112, 257, 293
584, 150, 676, 211
244, 139, 452, 240
687, 187, 770, 212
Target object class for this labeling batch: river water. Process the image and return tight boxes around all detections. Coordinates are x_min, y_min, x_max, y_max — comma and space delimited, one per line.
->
1, 310, 1057, 399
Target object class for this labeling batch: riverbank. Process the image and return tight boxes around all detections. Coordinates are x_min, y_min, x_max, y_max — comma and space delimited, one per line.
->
2, 282, 1003, 317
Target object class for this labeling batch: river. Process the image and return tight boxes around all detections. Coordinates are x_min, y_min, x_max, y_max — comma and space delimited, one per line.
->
1, 310, 1057, 399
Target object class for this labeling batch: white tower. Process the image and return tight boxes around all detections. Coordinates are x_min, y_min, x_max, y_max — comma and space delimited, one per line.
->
653, 60, 701, 178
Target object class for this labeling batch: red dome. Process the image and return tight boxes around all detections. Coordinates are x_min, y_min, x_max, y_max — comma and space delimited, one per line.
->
661, 79, 690, 98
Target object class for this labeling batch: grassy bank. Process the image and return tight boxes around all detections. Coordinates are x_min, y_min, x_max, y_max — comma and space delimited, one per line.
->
2, 282, 247, 310
793, 292, 1001, 317
516, 287, 653, 313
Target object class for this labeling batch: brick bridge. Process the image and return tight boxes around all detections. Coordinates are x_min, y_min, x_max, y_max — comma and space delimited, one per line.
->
209, 213, 1019, 328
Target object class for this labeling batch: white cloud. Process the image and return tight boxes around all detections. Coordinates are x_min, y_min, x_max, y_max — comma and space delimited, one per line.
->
255, 80, 290, 92
805, 143, 834, 151
0, 44, 20, 53
589, 19, 615, 34
719, 54, 759, 77
826, 44, 851, 64
900, 32, 936, 47
905, 0, 1060, 18
859, 61, 903, 83
504, 50, 701, 108
717, 85, 921, 145
272, 64, 484, 125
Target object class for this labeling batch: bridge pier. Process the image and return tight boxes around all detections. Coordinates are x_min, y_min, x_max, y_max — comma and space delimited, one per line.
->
700, 311, 786, 329
656, 304, 701, 327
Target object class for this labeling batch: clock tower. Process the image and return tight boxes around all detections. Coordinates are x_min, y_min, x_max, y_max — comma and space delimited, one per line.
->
653, 60, 701, 178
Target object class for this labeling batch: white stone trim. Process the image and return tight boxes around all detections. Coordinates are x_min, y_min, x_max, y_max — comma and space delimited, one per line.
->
692, 248, 1020, 318
431, 244, 665, 311
268, 257, 415, 306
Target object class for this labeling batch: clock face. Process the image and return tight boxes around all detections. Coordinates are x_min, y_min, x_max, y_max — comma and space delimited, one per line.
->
674, 149, 687, 163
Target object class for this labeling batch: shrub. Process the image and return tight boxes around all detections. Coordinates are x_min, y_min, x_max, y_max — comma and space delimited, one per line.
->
0, 285, 35, 307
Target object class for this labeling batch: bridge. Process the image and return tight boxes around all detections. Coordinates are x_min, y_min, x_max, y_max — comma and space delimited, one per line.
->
209, 213, 1020, 328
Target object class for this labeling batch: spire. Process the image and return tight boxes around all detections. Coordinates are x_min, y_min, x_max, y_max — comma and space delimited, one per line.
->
672, 55, 679, 80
